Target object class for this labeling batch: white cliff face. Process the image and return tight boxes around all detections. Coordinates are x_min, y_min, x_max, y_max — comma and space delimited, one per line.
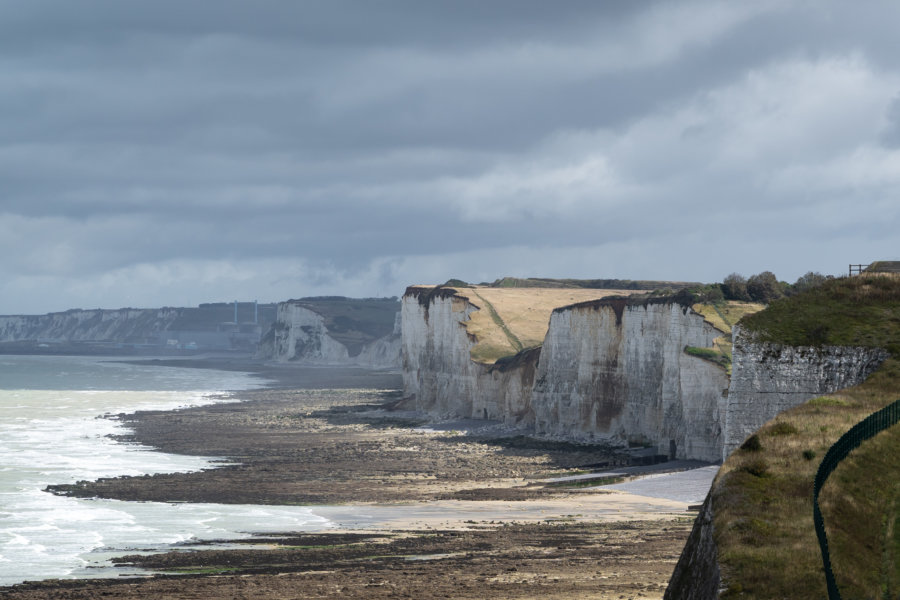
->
723, 326, 889, 459
260, 303, 350, 364
0, 309, 181, 342
531, 300, 728, 462
402, 289, 481, 417
355, 312, 402, 368
403, 288, 892, 463
259, 302, 402, 367
401, 291, 725, 460
401, 288, 536, 424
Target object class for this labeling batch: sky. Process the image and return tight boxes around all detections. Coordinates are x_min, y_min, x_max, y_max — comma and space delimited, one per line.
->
2, 1, 899, 314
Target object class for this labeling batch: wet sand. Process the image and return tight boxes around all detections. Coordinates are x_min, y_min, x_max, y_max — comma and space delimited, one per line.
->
4, 360, 699, 599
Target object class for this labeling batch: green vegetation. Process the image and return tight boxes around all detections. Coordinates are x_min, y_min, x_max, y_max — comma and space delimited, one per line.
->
740, 273, 900, 349
484, 276, 702, 290
684, 345, 731, 370
809, 396, 851, 407
443, 278, 472, 288
688, 301, 765, 374
766, 422, 799, 436
820, 408, 900, 596
713, 274, 900, 599
721, 270, 828, 303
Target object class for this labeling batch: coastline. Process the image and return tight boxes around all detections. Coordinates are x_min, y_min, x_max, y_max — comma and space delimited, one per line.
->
5, 357, 703, 599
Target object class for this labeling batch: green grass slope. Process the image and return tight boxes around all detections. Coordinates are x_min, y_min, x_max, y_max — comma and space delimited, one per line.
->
711, 274, 900, 598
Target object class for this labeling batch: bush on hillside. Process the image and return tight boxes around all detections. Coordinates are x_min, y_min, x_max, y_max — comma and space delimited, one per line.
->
747, 271, 784, 303
723, 273, 751, 301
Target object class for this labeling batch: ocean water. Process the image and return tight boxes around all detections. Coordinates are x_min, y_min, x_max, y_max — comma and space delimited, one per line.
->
0, 355, 329, 586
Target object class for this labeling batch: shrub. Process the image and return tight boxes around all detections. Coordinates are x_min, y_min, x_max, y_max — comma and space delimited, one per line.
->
792, 271, 827, 295
443, 278, 472, 288
740, 434, 762, 452
723, 273, 750, 301
747, 271, 784, 303
802, 449, 816, 461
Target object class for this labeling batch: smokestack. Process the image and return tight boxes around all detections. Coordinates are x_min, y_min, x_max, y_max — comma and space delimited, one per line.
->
254, 300, 258, 324
234, 300, 238, 324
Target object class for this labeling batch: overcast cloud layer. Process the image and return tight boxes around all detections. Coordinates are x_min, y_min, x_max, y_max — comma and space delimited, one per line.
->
2, 1, 899, 314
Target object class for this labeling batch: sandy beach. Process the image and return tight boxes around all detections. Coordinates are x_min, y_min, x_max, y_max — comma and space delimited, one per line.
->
3, 360, 705, 599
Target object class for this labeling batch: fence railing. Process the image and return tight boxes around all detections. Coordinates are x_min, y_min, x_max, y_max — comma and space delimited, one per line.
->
849, 264, 869, 276
813, 399, 900, 599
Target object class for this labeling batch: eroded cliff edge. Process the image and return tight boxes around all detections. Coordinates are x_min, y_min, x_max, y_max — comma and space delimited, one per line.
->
402, 287, 729, 461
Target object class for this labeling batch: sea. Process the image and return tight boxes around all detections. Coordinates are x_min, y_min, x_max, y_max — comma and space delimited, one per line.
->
0, 355, 331, 587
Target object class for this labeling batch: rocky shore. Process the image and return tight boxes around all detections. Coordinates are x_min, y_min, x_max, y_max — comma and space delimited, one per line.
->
3, 359, 697, 599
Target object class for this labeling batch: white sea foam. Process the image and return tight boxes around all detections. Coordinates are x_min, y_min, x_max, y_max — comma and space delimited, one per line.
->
0, 356, 331, 586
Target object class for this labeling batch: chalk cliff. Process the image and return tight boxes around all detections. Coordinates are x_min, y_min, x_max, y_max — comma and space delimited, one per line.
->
531, 299, 728, 462
723, 326, 889, 458
401, 287, 537, 423
402, 288, 728, 461
257, 297, 401, 367
0, 308, 182, 343
258, 302, 351, 363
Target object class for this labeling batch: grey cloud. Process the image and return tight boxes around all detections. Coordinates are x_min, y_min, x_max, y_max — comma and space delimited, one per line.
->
2, 0, 900, 314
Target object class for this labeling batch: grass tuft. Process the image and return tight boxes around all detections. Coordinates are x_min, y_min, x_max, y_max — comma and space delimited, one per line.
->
736, 458, 770, 478
767, 422, 799, 436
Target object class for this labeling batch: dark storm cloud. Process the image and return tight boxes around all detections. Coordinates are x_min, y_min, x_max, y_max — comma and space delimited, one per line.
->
1, 0, 899, 313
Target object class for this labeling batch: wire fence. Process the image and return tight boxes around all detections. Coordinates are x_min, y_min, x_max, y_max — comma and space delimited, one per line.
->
813, 399, 900, 599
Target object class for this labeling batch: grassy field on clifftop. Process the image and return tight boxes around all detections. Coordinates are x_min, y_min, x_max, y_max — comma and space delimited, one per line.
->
448, 287, 640, 364
712, 274, 900, 598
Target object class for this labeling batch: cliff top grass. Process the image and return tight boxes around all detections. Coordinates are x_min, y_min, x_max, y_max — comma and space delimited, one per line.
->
689, 301, 766, 374
411, 286, 641, 364
457, 287, 643, 364
483, 276, 703, 290
691, 301, 766, 336
711, 274, 900, 598
738, 273, 900, 350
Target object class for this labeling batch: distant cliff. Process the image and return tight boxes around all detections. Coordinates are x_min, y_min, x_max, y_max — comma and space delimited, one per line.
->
0, 303, 276, 353
402, 287, 728, 461
0, 308, 182, 344
257, 297, 401, 367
